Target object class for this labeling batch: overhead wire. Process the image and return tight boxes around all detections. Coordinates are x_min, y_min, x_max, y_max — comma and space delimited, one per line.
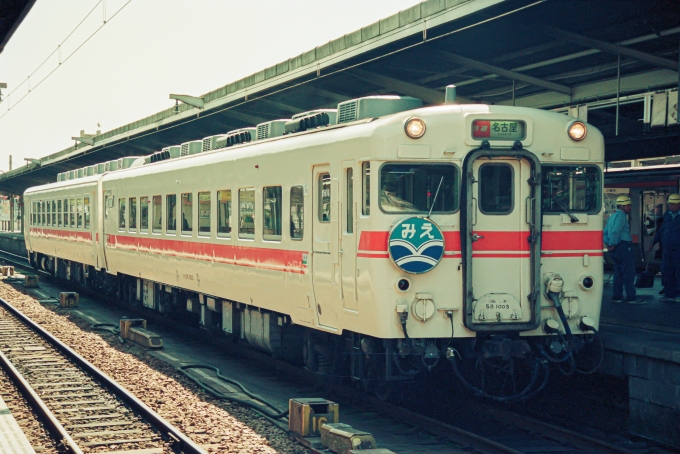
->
0, 0, 133, 121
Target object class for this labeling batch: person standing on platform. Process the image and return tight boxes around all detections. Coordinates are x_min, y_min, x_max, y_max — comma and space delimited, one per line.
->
656, 194, 680, 303
604, 195, 645, 304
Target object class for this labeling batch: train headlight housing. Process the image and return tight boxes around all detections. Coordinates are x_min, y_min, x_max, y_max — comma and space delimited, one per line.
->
405, 117, 426, 139
567, 121, 587, 141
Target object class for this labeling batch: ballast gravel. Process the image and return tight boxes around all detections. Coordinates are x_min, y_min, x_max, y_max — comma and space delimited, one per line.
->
0, 281, 308, 454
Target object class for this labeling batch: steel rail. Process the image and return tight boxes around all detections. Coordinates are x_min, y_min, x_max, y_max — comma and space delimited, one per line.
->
0, 348, 83, 454
0, 296, 207, 454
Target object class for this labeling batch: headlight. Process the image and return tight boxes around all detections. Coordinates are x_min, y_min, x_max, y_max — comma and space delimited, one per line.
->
579, 275, 595, 290
568, 121, 587, 141
405, 117, 426, 139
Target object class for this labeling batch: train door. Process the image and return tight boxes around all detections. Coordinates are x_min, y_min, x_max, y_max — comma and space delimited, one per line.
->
463, 152, 541, 331
312, 165, 340, 328
341, 162, 358, 311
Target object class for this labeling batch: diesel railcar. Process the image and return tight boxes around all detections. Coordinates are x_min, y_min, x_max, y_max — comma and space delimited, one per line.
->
24, 94, 605, 400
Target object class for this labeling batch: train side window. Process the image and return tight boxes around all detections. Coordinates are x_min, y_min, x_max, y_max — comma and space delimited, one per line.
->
52, 200, 57, 226
290, 186, 304, 240
239, 188, 255, 239
346, 168, 354, 233
84, 197, 90, 229
362, 162, 370, 216
198, 192, 210, 236
318, 173, 331, 222
129, 197, 136, 231
42, 201, 46, 225
30, 202, 34, 225
77, 198, 83, 228
118, 198, 126, 230
152, 195, 162, 233
69, 198, 76, 227
217, 190, 231, 237
166, 194, 177, 233
181, 193, 192, 234
47, 201, 51, 226
479, 164, 513, 215
263, 186, 282, 241
57, 200, 62, 227
63, 199, 69, 227
140, 197, 149, 231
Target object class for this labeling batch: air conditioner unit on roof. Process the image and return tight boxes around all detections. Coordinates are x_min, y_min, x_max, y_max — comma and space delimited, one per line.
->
105, 160, 118, 172
202, 135, 226, 152
57, 172, 67, 182
96, 163, 106, 174
180, 141, 202, 156
256, 120, 289, 140
337, 96, 423, 124
86, 166, 95, 176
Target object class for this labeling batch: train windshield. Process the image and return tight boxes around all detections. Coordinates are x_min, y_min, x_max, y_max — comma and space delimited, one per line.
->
542, 165, 601, 214
380, 163, 458, 213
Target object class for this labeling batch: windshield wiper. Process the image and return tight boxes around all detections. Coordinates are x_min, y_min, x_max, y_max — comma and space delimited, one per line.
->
554, 198, 579, 223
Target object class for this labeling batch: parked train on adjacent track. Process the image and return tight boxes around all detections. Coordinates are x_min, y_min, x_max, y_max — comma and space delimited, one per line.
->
24, 94, 605, 400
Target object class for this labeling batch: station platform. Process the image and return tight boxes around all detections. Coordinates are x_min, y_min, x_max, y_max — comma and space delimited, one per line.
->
0, 395, 37, 453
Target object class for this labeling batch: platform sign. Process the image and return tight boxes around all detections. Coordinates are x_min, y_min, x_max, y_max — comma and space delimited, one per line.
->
388, 217, 444, 274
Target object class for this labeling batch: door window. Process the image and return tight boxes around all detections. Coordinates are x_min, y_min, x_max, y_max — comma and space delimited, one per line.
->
118, 198, 126, 230
290, 186, 304, 240
318, 173, 331, 222
346, 168, 354, 233
479, 164, 513, 215
84, 197, 90, 229
181, 193, 192, 234
128, 198, 136, 230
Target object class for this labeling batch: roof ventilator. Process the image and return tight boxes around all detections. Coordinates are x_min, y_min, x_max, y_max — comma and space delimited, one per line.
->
220, 128, 256, 148
337, 96, 423, 124
285, 110, 337, 134
256, 119, 289, 140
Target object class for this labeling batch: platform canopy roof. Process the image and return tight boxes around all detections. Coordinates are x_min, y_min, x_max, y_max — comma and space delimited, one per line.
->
1, 0, 678, 194
0, 0, 35, 54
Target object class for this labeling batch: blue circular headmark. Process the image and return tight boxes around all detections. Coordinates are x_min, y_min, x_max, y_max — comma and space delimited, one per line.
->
388, 217, 444, 274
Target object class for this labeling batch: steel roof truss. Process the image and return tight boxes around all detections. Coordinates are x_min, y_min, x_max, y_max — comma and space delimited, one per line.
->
434, 50, 572, 96
537, 26, 678, 71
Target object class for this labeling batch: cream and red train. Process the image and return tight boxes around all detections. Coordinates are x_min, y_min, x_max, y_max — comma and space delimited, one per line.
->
24, 94, 605, 400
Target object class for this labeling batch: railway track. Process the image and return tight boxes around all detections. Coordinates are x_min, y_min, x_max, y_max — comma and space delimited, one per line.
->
0, 250, 649, 453
0, 296, 206, 454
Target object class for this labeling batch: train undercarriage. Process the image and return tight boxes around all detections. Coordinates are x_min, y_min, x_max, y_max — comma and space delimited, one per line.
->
30, 251, 604, 402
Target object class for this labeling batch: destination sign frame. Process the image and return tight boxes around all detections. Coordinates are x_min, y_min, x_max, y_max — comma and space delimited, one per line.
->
472, 120, 526, 141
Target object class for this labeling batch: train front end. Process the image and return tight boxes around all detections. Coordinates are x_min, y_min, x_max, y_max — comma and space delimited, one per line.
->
358, 101, 604, 400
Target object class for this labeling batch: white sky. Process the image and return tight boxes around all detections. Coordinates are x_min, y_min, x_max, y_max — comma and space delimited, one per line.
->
0, 0, 420, 171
